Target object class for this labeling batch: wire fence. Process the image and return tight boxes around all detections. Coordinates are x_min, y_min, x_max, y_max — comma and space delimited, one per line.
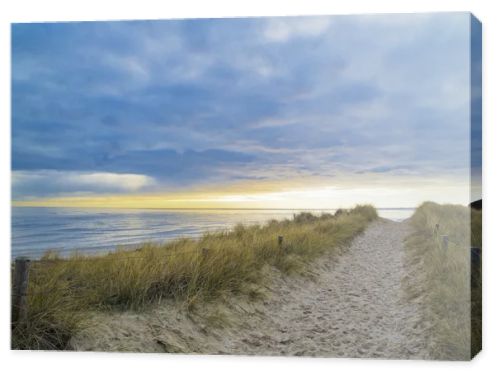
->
432, 223, 471, 250
432, 222, 481, 282
12, 223, 481, 325
29, 248, 203, 264
11, 235, 288, 324
12, 249, 217, 296
11, 254, 193, 319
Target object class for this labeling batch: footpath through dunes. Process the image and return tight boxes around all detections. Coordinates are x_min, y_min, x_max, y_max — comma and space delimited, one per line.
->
71, 219, 431, 358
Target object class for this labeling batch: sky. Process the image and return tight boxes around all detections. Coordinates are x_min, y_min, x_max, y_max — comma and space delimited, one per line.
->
11, 13, 480, 209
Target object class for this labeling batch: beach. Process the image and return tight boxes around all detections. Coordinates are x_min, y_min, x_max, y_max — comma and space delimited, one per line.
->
70, 218, 431, 358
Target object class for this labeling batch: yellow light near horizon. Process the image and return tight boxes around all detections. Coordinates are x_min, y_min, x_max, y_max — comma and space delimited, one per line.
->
12, 182, 470, 210
12, 173, 471, 209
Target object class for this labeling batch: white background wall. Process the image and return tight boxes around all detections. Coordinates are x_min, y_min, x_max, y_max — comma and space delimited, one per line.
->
1, 1, 498, 375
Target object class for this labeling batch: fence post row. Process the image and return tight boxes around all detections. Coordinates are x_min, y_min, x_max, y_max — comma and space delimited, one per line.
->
12, 257, 31, 324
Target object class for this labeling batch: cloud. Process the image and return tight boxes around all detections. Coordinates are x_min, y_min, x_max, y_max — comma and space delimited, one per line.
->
11, 13, 475, 205
262, 16, 332, 42
12, 171, 156, 198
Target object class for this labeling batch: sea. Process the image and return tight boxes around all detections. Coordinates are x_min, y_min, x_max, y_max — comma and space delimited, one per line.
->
11, 207, 415, 259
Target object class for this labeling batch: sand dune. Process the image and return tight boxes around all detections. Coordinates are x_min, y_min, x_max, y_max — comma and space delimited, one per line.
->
71, 219, 431, 358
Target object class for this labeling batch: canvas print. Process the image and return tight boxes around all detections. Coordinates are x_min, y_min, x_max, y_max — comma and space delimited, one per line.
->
11, 12, 482, 360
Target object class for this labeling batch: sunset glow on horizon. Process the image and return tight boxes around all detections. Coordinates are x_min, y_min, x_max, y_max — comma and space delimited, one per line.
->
12, 173, 471, 209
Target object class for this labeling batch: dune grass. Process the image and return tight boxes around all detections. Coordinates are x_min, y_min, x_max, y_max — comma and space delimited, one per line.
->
470, 206, 482, 358
12, 205, 378, 350
404, 202, 481, 360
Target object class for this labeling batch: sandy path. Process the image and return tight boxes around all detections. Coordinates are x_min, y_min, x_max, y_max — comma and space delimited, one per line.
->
71, 219, 430, 358
215, 219, 429, 358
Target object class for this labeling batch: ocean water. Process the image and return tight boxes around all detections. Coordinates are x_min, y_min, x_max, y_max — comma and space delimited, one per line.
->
11, 207, 414, 259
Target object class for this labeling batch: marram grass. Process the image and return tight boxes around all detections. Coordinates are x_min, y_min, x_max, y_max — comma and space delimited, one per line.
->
12, 205, 377, 350
404, 202, 481, 360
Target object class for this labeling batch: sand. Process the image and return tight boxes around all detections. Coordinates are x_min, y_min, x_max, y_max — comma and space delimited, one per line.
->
70, 219, 431, 358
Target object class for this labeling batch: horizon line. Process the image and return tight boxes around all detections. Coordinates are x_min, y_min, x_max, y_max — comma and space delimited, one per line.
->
11, 206, 417, 211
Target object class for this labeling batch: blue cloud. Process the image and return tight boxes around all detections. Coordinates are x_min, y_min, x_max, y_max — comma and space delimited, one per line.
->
11, 13, 477, 199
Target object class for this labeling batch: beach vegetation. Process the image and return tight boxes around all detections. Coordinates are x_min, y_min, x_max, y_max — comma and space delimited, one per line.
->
12, 205, 377, 350
404, 202, 481, 360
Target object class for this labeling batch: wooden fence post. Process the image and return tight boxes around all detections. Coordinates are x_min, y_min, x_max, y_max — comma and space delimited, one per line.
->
278, 235, 284, 248
441, 235, 449, 250
434, 224, 440, 235
12, 257, 30, 324
201, 248, 209, 258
